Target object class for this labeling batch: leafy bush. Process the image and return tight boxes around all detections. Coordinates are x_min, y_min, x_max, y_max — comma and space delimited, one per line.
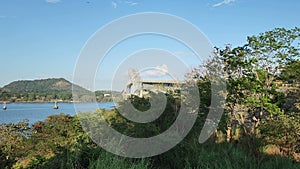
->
260, 113, 300, 159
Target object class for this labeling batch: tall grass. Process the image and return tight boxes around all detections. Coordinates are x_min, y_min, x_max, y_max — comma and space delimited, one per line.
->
86, 142, 300, 169
182, 142, 300, 169
18, 136, 300, 169
88, 152, 151, 169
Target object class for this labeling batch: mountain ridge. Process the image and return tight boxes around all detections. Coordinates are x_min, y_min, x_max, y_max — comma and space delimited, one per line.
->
1, 78, 90, 95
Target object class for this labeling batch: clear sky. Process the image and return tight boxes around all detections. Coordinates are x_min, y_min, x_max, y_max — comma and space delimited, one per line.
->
0, 0, 299, 90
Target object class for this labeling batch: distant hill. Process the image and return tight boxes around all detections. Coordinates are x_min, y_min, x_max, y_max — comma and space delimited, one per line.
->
0, 78, 122, 102
0, 78, 91, 102
2, 78, 89, 95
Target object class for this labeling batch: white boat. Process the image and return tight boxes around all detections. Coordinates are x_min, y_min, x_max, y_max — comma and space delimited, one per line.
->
53, 101, 59, 109
3, 102, 7, 110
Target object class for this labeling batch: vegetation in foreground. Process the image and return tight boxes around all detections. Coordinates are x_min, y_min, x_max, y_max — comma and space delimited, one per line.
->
1, 27, 300, 169
0, 108, 299, 169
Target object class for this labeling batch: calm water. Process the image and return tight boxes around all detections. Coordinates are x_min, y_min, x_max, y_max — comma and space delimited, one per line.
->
0, 102, 116, 125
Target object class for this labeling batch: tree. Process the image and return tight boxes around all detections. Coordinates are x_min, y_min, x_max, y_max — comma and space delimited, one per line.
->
280, 60, 300, 82
0, 120, 31, 168
260, 112, 300, 157
216, 27, 300, 148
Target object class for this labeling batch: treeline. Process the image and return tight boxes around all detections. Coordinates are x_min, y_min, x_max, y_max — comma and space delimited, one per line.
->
0, 91, 73, 102
193, 27, 300, 159
0, 91, 121, 102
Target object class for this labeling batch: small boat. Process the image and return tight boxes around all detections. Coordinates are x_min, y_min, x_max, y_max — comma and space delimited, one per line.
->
53, 101, 59, 109
3, 102, 7, 110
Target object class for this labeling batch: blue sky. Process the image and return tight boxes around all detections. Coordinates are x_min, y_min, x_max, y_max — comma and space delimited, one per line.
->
0, 0, 299, 90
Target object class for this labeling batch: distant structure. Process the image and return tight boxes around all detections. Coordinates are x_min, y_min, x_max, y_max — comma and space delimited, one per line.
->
122, 69, 182, 98
274, 80, 283, 86
104, 94, 111, 97
2, 102, 7, 110
123, 79, 181, 98
53, 101, 59, 109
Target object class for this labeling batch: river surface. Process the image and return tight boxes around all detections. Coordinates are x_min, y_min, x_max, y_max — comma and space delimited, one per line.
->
0, 102, 116, 125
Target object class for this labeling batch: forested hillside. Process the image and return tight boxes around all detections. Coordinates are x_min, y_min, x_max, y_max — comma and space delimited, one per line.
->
0, 78, 121, 102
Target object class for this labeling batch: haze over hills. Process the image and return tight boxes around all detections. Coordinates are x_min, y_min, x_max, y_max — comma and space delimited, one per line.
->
0, 78, 121, 102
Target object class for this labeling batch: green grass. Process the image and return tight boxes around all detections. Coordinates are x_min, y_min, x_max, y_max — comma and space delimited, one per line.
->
81, 142, 300, 169
89, 152, 151, 169
182, 142, 300, 169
